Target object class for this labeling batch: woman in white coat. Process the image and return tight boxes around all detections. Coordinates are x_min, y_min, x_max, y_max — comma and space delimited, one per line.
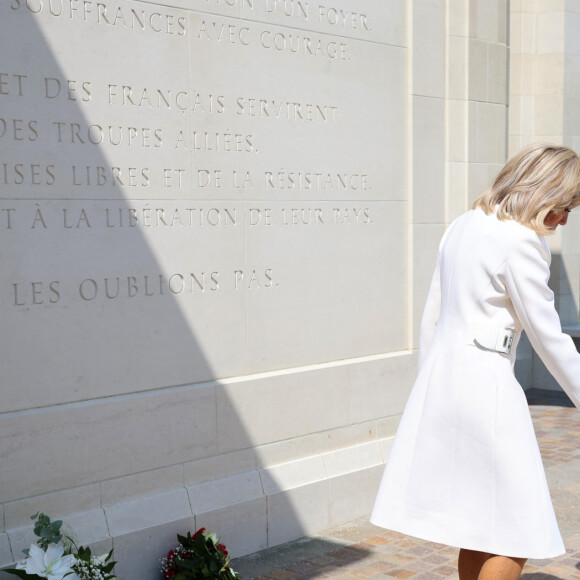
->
371, 143, 580, 580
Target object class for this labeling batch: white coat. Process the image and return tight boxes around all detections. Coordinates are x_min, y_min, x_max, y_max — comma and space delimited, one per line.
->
371, 207, 580, 559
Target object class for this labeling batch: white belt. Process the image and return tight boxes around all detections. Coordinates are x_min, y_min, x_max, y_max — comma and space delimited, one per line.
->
469, 325, 516, 355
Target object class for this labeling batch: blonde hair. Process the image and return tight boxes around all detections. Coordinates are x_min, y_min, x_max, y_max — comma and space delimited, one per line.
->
473, 143, 580, 235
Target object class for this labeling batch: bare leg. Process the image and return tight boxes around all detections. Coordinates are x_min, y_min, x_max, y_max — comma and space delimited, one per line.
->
459, 549, 526, 580
459, 549, 491, 580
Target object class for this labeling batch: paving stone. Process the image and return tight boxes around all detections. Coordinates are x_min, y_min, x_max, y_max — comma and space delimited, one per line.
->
384, 569, 416, 579
422, 554, 448, 565
365, 536, 391, 545
432, 565, 457, 577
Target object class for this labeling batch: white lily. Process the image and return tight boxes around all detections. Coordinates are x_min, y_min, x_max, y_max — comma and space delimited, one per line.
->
16, 543, 76, 580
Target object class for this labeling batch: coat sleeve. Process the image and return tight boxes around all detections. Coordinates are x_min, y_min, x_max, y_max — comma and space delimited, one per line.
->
418, 256, 441, 371
504, 234, 580, 409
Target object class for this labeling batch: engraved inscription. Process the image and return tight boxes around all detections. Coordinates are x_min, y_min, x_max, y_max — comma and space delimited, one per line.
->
9, 0, 187, 36
235, 98, 337, 123
0, 204, 374, 230
9, 267, 276, 306
193, 18, 349, 60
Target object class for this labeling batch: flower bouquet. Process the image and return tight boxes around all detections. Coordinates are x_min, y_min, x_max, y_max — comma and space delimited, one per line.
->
3, 513, 116, 580
160, 528, 241, 580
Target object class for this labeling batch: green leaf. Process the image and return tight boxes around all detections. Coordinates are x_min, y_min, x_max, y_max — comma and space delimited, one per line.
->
175, 557, 203, 571
2, 569, 43, 580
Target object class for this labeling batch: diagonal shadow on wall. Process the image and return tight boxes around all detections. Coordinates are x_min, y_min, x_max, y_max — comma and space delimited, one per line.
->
0, 3, 379, 579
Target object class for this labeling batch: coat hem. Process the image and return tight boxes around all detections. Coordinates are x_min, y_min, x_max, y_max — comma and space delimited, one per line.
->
369, 513, 566, 560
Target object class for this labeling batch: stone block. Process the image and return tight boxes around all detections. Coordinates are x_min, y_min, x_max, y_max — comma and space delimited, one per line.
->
86, 538, 113, 562
378, 437, 396, 462
468, 101, 504, 163
188, 471, 263, 512
377, 416, 402, 440
6, 520, 112, 565
535, 54, 565, 95
509, 95, 522, 136
565, 96, 580, 135
196, 497, 267, 558
184, 449, 258, 486
487, 43, 508, 104
413, 0, 445, 98
260, 456, 325, 495
64, 510, 110, 546
347, 352, 416, 424
267, 481, 331, 547
323, 441, 383, 478
447, 0, 468, 36
0, 534, 13, 568
498, 0, 508, 44
159, 0, 405, 46
510, 54, 523, 95
476, 0, 500, 42
475, 102, 507, 163
566, 13, 580, 56
412, 224, 447, 348
216, 366, 350, 453
101, 465, 184, 506
509, 136, 523, 157
113, 518, 195, 580
6, 527, 36, 562
243, 200, 408, 372
538, 0, 565, 10
313, 420, 378, 455
329, 465, 384, 525
446, 162, 468, 222
447, 36, 469, 101
537, 12, 565, 54
105, 489, 192, 536
511, 11, 537, 55
565, 54, 580, 97
255, 418, 381, 468
0, 386, 216, 502
562, 215, 580, 247
468, 38, 488, 102
535, 95, 564, 135
519, 95, 536, 135
5, 484, 101, 530
412, 96, 446, 224
255, 431, 327, 468
467, 163, 503, 206
447, 99, 468, 162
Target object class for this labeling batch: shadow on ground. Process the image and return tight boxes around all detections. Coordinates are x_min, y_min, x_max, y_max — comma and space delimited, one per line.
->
522, 574, 564, 579
232, 536, 372, 579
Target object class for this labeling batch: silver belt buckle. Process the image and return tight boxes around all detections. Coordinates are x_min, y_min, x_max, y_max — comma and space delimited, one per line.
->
500, 329, 514, 354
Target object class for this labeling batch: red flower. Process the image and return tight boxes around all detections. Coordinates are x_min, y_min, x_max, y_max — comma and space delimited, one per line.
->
217, 543, 228, 557
192, 527, 206, 539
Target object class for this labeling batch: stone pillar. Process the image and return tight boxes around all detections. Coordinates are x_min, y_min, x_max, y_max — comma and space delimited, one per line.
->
510, 0, 580, 390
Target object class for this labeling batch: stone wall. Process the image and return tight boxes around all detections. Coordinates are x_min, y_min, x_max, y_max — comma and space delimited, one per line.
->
510, 0, 580, 390
2, 1, 575, 579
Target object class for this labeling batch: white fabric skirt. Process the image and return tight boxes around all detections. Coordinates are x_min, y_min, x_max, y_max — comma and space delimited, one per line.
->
370, 341, 565, 559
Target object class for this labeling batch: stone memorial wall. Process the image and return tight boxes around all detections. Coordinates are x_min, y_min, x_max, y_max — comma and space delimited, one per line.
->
1, 1, 414, 578
1, 0, 406, 402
